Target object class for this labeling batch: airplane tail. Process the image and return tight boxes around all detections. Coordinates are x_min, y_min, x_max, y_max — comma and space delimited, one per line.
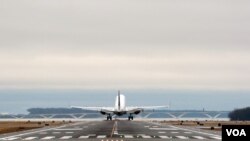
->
118, 90, 121, 110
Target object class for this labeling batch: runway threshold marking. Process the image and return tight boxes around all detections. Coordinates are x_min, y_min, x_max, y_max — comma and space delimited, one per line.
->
60, 136, 72, 139
141, 135, 151, 138
146, 121, 222, 139
79, 136, 89, 139
1, 137, 19, 140
210, 136, 222, 140
159, 136, 170, 139
124, 135, 133, 138
97, 135, 106, 138
41, 136, 55, 140
0, 122, 88, 140
193, 136, 206, 139
23, 137, 37, 140
150, 128, 178, 130
176, 136, 189, 139
167, 125, 222, 139
54, 128, 82, 131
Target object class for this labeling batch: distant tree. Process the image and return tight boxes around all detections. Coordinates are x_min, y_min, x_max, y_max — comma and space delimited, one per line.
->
27, 108, 98, 114
229, 107, 250, 121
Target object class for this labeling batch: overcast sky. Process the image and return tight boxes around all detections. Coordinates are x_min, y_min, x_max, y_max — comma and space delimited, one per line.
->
0, 0, 250, 90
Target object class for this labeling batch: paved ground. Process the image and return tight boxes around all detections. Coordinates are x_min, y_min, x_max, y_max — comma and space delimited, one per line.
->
0, 120, 221, 141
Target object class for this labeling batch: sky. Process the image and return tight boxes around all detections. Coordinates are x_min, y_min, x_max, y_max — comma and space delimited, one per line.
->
0, 0, 250, 90
0, 0, 250, 113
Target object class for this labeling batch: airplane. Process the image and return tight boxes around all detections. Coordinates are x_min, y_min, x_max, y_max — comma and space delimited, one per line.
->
71, 90, 168, 120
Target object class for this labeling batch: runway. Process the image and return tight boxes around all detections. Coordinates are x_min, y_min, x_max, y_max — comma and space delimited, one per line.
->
0, 120, 221, 141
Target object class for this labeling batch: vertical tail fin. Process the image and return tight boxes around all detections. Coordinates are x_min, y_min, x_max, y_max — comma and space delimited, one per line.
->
118, 90, 121, 110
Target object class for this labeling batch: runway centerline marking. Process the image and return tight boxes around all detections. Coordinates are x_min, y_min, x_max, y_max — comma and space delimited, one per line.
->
110, 121, 118, 138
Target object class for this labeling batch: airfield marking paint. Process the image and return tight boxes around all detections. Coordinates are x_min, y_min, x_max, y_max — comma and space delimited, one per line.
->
110, 121, 118, 138
145, 121, 221, 138
54, 128, 82, 131
60, 136, 72, 139
0, 122, 88, 139
41, 136, 55, 140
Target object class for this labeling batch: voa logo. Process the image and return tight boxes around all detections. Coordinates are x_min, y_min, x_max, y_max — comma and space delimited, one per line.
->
226, 129, 246, 137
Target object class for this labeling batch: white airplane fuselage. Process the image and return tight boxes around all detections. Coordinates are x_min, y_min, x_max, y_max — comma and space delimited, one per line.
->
114, 94, 127, 116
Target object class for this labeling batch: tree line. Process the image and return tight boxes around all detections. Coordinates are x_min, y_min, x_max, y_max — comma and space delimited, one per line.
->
229, 107, 250, 121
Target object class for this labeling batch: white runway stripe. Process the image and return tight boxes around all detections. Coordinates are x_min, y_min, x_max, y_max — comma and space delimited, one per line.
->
150, 128, 178, 130
2, 137, 19, 140
60, 136, 72, 139
158, 131, 166, 134
141, 135, 151, 138
124, 135, 133, 138
79, 136, 89, 139
210, 136, 222, 140
171, 132, 179, 134
193, 136, 206, 140
159, 136, 170, 139
176, 136, 189, 139
23, 137, 37, 140
41, 136, 55, 140
96, 135, 106, 138
54, 128, 82, 131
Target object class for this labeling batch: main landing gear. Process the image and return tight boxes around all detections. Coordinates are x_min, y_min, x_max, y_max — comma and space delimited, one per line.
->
128, 114, 133, 120
107, 114, 112, 120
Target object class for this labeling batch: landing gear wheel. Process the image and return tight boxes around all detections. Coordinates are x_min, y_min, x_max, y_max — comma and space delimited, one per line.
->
128, 115, 133, 120
107, 115, 112, 120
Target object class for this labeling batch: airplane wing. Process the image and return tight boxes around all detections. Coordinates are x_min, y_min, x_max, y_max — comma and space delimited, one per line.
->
71, 106, 114, 115
126, 105, 168, 114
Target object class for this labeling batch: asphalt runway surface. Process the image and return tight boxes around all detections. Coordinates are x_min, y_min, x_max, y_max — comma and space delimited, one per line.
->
0, 120, 221, 141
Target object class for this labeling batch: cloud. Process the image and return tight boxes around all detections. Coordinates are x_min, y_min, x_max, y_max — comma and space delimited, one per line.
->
0, 0, 249, 90
0, 49, 249, 90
